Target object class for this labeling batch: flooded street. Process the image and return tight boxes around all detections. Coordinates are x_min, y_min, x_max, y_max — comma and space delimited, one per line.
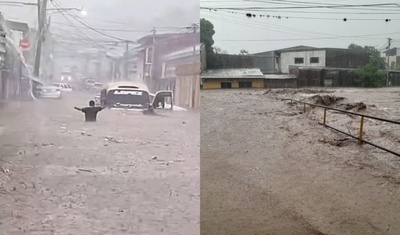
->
0, 92, 200, 234
201, 88, 400, 235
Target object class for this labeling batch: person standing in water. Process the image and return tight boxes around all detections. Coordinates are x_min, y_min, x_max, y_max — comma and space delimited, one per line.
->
74, 100, 103, 122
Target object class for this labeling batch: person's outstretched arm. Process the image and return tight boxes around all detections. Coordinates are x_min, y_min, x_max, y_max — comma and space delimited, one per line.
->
74, 107, 82, 111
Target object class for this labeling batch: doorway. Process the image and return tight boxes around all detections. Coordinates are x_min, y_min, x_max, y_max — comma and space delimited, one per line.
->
220, 82, 232, 89
238, 81, 252, 88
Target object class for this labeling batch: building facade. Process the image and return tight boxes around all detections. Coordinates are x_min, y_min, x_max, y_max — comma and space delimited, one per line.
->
201, 68, 265, 89
264, 74, 298, 88
253, 46, 370, 74
384, 47, 400, 70
279, 48, 369, 74
131, 32, 200, 108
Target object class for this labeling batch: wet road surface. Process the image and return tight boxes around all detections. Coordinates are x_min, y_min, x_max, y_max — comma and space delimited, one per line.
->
0, 92, 200, 234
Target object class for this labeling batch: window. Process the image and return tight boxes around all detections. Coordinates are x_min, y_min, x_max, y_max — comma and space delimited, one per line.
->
238, 82, 252, 88
294, 57, 304, 64
220, 82, 232, 89
310, 57, 319, 63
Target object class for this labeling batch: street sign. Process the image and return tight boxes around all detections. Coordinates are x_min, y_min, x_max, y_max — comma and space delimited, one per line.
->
19, 38, 30, 49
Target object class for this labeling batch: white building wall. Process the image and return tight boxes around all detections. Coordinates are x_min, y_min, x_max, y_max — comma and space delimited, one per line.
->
280, 50, 326, 73
387, 56, 398, 69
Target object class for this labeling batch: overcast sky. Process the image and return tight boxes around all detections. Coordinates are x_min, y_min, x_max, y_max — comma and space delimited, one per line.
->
200, 0, 400, 54
0, 0, 199, 53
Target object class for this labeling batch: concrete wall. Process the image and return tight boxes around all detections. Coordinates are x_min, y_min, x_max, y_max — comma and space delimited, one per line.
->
325, 50, 369, 69
174, 63, 200, 109
135, 33, 199, 92
386, 55, 400, 69
265, 79, 297, 88
213, 54, 277, 74
202, 78, 264, 89
280, 50, 326, 73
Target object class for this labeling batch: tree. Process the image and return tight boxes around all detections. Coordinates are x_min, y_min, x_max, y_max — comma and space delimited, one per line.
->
200, 18, 216, 68
239, 49, 249, 55
213, 46, 228, 54
348, 43, 381, 57
355, 56, 386, 87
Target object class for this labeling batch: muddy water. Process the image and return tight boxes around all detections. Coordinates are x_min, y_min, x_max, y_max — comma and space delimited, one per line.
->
201, 88, 400, 235
0, 92, 200, 234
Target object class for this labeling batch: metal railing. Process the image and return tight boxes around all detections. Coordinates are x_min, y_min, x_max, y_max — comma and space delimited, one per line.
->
281, 98, 400, 157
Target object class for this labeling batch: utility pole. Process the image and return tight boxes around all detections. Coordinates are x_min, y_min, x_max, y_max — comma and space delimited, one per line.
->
33, 0, 49, 77
191, 23, 198, 108
386, 38, 392, 69
150, 27, 156, 90
124, 40, 129, 80
386, 37, 392, 86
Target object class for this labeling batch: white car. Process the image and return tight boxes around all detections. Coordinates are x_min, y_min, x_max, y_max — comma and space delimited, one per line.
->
38, 86, 62, 99
52, 83, 72, 92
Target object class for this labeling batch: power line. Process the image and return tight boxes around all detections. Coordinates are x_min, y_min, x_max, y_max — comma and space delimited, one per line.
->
201, 8, 400, 21
242, 0, 400, 11
202, 11, 343, 37
51, 0, 132, 42
200, 3, 400, 11
50, 22, 158, 32
49, 2, 109, 50
79, 17, 194, 29
213, 35, 399, 42
202, 12, 394, 41
200, 6, 400, 15
202, 12, 400, 41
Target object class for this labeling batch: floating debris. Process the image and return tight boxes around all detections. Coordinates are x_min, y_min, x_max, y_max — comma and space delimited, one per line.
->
104, 136, 123, 143
312, 95, 345, 106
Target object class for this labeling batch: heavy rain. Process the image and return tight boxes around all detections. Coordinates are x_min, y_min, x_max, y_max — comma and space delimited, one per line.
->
0, 0, 200, 234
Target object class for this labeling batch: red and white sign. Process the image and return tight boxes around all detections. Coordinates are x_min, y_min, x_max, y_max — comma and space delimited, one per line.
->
19, 39, 30, 49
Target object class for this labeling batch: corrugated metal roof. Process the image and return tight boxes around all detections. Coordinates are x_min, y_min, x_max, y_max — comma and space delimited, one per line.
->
253, 45, 317, 55
264, 74, 297, 79
201, 68, 264, 79
289, 66, 358, 71
163, 44, 201, 61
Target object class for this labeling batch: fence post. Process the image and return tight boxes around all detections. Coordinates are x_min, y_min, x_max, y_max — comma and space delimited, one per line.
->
359, 116, 364, 145
323, 108, 327, 126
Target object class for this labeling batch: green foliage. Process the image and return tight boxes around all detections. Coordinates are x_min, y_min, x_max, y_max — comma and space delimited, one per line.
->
239, 49, 249, 55
348, 43, 381, 57
200, 18, 215, 50
355, 56, 386, 87
200, 18, 217, 68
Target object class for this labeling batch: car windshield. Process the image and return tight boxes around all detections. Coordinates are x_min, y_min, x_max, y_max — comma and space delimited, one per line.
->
41, 86, 58, 91
106, 89, 150, 107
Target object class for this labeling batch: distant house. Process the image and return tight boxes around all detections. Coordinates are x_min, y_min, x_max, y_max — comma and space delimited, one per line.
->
132, 32, 199, 91
201, 68, 265, 89
384, 47, 400, 69
254, 46, 370, 74
212, 54, 278, 74
289, 66, 358, 87
264, 74, 297, 88
131, 32, 200, 108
